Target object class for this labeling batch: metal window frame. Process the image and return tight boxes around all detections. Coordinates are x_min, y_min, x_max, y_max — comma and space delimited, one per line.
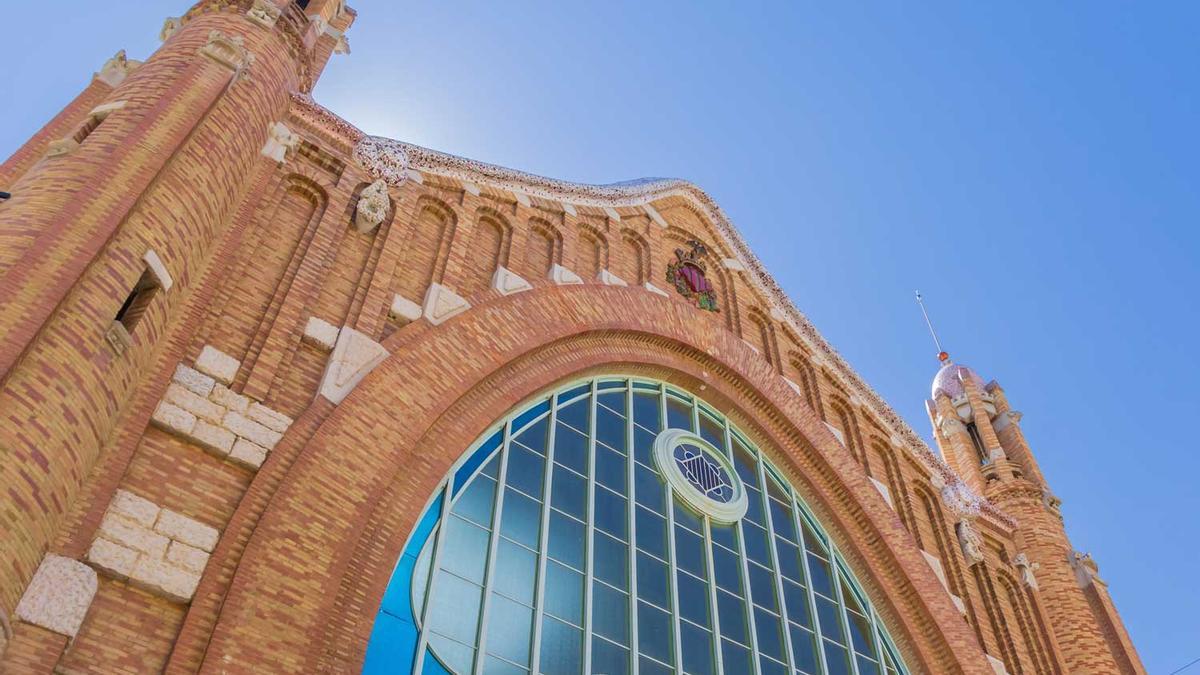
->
393, 375, 911, 675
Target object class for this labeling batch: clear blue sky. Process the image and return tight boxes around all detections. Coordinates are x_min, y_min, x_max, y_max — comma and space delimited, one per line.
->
4, 2, 1197, 671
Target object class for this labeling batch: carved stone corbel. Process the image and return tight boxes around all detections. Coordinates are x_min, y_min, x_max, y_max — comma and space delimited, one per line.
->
354, 180, 390, 233
1070, 551, 1104, 587
1013, 553, 1040, 591
160, 17, 182, 42
260, 122, 299, 164
199, 30, 254, 75
247, 0, 282, 28
956, 519, 985, 567
95, 50, 139, 88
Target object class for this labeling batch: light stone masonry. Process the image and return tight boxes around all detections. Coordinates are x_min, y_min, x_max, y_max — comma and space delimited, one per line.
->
151, 358, 293, 469
195, 345, 240, 384
88, 490, 220, 603
15, 555, 98, 638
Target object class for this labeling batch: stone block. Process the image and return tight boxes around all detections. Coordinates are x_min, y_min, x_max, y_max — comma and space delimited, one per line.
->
99, 516, 169, 559
921, 549, 950, 591
302, 316, 340, 351
195, 345, 240, 385
151, 401, 197, 438
223, 411, 283, 448
166, 541, 210, 574
602, 206, 622, 222
108, 489, 160, 527
86, 538, 139, 580
192, 419, 236, 455
130, 557, 200, 603
165, 382, 225, 424
230, 438, 269, 469
15, 555, 97, 637
155, 509, 219, 552
209, 384, 251, 414
722, 257, 747, 271
172, 364, 215, 397
142, 249, 174, 291
247, 402, 292, 433
643, 203, 668, 228
389, 295, 422, 324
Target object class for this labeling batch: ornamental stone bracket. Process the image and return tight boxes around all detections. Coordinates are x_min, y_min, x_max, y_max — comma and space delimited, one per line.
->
1013, 553, 1040, 591
318, 326, 389, 404
782, 377, 803, 398
823, 421, 846, 447
15, 554, 97, 638
143, 249, 174, 291
512, 190, 531, 207
603, 206, 623, 222
151, 347, 293, 470
722, 257, 747, 272
492, 266, 532, 296
354, 179, 390, 233
644, 282, 669, 297
956, 519, 985, 566
561, 202, 578, 217
992, 409, 1023, 432
422, 283, 470, 325
549, 263, 583, 286
246, 0, 282, 28
333, 33, 351, 55
869, 477, 894, 509
86, 490, 219, 603
597, 269, 627, 287
94, 50, 141, 88
261, 121, 299, 164
986, 653, 1011, 675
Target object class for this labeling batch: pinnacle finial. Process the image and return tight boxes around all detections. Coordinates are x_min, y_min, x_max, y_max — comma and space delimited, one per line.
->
915, 291, 949, 363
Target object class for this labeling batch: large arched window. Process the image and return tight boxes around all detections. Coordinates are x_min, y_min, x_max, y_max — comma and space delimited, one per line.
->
364, 377, 908, 675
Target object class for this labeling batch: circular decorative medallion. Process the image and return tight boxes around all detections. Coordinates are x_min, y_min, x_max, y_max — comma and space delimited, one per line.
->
652, 428, 748, 523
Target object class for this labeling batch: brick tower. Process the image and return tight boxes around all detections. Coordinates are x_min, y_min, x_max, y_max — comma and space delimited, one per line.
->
0, 0, 353, 666
927, 354, 1146, 674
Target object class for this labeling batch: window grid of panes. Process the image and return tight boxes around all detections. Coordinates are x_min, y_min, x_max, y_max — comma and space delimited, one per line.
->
369, 377, 908, 675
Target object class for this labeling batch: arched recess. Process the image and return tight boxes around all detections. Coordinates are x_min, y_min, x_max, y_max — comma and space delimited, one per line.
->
180, 285, 991, 675
522, 218, 562, 281
395, 196, 457, 305
616, 229, 649, 285
575, 223, 608, 281
460, 208, 512, 297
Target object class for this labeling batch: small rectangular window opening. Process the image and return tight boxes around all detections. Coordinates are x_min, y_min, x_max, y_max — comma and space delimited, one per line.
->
115, 267, 160, 332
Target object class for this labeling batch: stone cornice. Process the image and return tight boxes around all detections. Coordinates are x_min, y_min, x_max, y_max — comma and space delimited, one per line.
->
287, 94, 1016, 529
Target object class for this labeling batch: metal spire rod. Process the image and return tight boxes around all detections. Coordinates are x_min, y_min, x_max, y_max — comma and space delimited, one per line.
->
914, 290, 948, 361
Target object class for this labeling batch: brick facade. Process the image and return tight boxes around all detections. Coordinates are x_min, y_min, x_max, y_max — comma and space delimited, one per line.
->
0, 1, 1143, 673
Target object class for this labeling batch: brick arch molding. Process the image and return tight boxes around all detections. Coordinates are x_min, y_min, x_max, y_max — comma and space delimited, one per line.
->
175, 284, 990, 674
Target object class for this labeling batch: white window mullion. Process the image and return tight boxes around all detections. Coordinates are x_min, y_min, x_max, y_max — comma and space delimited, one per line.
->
413, 478, 454, 675
472, 420, 513, 674
725, 418, 763, 675
756, 456, 796, 672
831, 553, 864, 675
702, 516, 726, 674
528, 397, 561, 675
792, 493, 830, 675
582, 380, 599, 675
626, 384, 642, 673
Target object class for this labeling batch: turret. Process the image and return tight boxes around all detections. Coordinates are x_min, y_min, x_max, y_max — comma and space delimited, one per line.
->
0, 0, 354, 636
925, 352, 1145, 674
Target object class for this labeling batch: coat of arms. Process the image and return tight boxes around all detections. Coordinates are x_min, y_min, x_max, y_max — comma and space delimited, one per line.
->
666, 240, 719, 312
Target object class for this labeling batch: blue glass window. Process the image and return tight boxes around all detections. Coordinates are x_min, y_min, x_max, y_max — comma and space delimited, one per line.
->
364, 378, 909, 674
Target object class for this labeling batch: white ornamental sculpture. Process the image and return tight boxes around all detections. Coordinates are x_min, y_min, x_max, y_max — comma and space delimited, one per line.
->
956, 519, 985, 566
354, 180, 390, 233
1013, 553, 1040, 591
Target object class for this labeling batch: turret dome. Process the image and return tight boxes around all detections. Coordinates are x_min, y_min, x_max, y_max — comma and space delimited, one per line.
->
931, 359, 986, 399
